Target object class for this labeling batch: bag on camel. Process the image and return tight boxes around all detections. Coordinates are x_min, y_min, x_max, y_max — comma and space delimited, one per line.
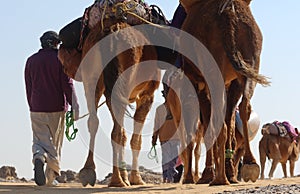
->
269, 122, 287, 137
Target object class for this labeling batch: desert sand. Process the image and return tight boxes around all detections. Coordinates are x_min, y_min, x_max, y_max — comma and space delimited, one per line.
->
1, 177, 300, 194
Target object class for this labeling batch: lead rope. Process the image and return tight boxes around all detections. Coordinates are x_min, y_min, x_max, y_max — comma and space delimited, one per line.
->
65, 110, 78, 142
65, 101, 106, 141
148, 145, 159, 163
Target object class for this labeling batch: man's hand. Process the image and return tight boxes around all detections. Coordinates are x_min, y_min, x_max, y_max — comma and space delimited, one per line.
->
72, 106, 79, 121
152, 134, 158, 147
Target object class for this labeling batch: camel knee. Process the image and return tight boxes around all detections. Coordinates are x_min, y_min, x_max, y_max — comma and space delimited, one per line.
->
88, 114, 99, 135
130, 134, 142, 150
111, 128, 127, 146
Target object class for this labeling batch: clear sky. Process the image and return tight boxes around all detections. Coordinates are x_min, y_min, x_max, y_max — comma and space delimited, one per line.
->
0, 0, 299, 181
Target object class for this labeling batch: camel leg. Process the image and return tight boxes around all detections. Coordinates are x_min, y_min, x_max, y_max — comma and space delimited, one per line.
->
194, 128, 202, 182
105, 94, 129, 187
197, 149, 215, 184
79, 78, 103, 187
130, 91, 156, 185
268, 159, 279, 179
181, 143, 195, 184
290, 160, 295, 177
233, 147, 245, 181
196, 90, 216, 184
109, 120, 128, 187
180, 127, 196, 184
225, 80, 242, 184
259, 139, 266, 180
239, 96, 260, 182
210, 122, 230, 186
281, 162, 287, 178
266, 139, 281, 180
181, 95, 199, 184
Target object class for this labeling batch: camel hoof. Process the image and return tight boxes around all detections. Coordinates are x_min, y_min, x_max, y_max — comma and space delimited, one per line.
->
241, 163, 260, 182
79, 168, 96, 187
182, 178, 195, 184
196, 177, 211, 184
228, 176, 239, 184
120, 170, 131, 186
109, 172, 128, 187
197, 167, 214, 184
129, 170, 145, 185
209, 178, 230, 186
108, 180, 128, 187
193, 174, 200, 183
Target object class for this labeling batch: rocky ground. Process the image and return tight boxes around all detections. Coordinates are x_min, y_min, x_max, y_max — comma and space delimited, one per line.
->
2, 165, 300, 193
0, 165, 162, 184
220, 184, 300, 194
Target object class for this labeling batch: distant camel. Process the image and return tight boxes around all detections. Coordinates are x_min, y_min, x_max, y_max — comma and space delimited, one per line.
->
259, 123, 300, 179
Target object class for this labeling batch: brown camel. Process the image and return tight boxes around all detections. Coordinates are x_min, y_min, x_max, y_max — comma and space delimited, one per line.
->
259, 124, 300, 179
59, 17, 160, 187
167, 0, 269, 185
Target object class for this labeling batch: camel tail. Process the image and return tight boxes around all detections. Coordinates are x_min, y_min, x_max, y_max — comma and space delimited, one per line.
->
231, 51, 270, 87
219, 3, 270, 87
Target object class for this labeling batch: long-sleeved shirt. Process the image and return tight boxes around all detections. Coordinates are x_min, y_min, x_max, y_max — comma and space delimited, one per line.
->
153, 103, 179, 142
25, 48, 79, 112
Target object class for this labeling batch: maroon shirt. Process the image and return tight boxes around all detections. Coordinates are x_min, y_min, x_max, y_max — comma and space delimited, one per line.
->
25, 48, 79, 112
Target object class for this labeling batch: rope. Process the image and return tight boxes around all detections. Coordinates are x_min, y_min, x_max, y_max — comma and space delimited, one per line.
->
126, 11, 168, 29
101, 0, 109, 30
65, 100, 106, 141
119, 1, 168, 28
100, 0, 168, 30
147, 145, 159, 163
78, 100, 106, 120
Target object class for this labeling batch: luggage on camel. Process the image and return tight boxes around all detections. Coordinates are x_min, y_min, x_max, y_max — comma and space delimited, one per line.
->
58, 0, 171, 74
59, 1, 167, 50
261, 122, 287, 137
261, 121, 299, 142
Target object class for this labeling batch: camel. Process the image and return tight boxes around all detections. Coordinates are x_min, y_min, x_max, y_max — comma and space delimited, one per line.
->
167, 0, 270, 185
58, 5, 162, 187
259, 123, 300, 179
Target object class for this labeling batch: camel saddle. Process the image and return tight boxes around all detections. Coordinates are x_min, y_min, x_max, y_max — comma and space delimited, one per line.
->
59, 0, 168, 50
262, 122, 287, 137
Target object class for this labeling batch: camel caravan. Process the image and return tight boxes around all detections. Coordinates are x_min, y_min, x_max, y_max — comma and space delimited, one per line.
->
56, 0, 300, 188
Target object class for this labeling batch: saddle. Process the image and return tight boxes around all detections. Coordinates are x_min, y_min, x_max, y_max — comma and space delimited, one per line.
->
59, 0, 168, 50
262, 122, 287, 137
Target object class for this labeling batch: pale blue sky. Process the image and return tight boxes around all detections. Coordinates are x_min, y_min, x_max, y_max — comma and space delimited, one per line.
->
0, 1, 299, 181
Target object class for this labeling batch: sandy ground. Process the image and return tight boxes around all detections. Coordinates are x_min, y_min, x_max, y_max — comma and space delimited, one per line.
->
1, 177, 300, 194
